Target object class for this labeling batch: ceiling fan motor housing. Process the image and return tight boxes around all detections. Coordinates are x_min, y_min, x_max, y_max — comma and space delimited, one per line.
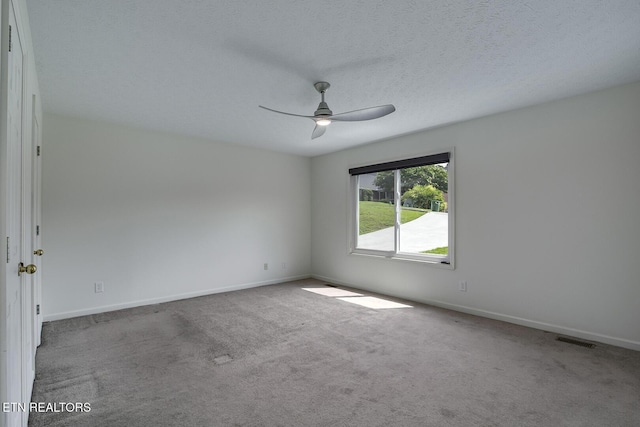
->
314, 101, 332, 117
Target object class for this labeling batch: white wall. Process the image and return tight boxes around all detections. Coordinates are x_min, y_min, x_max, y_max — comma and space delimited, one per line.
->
42, 113, 311, 319
41, 82, 640, 350
311, 82, 640, 350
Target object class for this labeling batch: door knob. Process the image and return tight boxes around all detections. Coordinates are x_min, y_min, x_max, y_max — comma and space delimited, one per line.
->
18, 263, 37, 276
34, 249, 44, 256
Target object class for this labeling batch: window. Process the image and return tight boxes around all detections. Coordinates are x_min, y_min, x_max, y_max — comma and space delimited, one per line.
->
349, 151, 453, 266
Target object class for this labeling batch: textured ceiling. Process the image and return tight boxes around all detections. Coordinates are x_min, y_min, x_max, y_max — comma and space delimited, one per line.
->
26, 0, 640, 157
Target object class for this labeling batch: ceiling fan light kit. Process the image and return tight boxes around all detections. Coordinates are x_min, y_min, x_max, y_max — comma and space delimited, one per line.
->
259, 81, 395, 139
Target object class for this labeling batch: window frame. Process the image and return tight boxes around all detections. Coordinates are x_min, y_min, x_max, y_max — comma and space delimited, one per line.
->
348, 149, 455, 269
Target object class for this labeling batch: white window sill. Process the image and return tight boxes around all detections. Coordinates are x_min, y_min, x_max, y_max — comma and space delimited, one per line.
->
349, 250, 455, 270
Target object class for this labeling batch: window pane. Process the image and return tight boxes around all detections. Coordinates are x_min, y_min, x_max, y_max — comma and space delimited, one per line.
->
398, 164, 449, 256
357, 172, 395, 251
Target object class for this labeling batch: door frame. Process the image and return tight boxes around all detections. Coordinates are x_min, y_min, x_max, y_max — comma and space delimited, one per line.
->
30, 100, 42, 348
20, 71, 34, 411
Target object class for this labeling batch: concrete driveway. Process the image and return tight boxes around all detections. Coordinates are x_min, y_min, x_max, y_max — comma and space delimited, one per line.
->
358, 212, 448, 253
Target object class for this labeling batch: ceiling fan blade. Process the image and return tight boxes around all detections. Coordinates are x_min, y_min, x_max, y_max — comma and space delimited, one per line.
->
311, 124, 326, 139
329, 104, 396, 122
259, 105, 315, 119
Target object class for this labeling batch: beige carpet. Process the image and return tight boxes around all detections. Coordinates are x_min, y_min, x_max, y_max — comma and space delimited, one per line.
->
30, 279, 640, 426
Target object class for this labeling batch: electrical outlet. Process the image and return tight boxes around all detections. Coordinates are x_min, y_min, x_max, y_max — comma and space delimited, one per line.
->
458, 281, 467, 292
264, 263, 268, 271
95, 281, 104, 293
281, 262, 287, 270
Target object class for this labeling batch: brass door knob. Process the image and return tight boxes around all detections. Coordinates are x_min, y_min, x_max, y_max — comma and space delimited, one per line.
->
34, 249, 44, 256
18, 263, 37, 276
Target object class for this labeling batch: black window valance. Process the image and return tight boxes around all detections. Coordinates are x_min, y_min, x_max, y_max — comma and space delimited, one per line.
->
349, 152, 450, 176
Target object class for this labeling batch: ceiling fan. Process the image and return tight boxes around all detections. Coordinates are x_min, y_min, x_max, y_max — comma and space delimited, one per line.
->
259, 82, 395, 139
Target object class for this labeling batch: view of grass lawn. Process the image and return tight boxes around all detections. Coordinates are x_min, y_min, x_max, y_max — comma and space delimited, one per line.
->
422, 246, 448, 255
359, 201, 427, 234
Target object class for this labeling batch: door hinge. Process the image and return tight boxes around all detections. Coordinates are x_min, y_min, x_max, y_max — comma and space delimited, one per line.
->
6, 237, 9, 263
37, 305, 40, 315
37, 146, 41, 156
8, 25, 12, 52
36, 225, 40, 236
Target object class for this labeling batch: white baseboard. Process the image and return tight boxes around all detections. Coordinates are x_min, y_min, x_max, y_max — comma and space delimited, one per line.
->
44, 274, 311, 322
311, 274, 640, 352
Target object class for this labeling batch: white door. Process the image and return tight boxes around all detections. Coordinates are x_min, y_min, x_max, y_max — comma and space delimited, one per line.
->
4, 3, 29, 426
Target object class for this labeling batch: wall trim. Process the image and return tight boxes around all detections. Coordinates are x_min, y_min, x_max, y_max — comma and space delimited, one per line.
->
311, 274, 640, 352
44, 274, 311, 322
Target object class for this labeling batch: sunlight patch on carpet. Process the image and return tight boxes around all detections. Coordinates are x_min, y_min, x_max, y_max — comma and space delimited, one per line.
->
337, 296, 412, 309
302, 287, 363, 297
